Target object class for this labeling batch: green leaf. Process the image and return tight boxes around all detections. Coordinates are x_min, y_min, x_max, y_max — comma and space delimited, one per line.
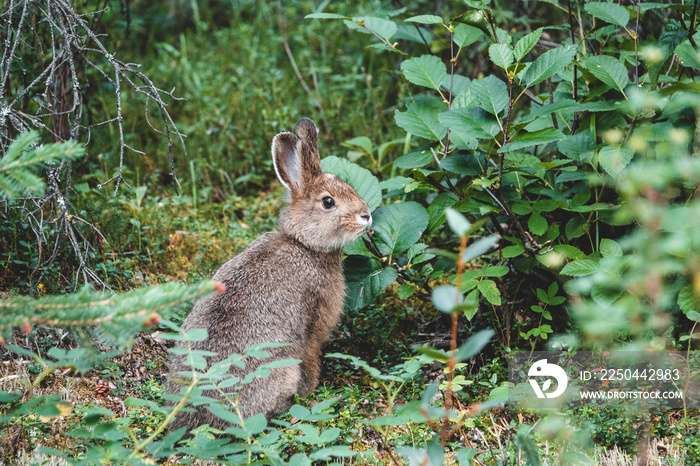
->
414, 346, 450, 363
427, 192, 459, 233
553, 244, 586, 259
306, 13, 349, 19
445, 208, 471, 237
310, 446, 357, 460
398, 283, 416, 299
439, 107, 501, 140
514, 28, 543, 61
581, 55, 629, 93
489, 43, 514, 70
499, 128, 566, 153
454, 23, 484, 48
477, 279, 501, 305
471, 75, 509, 115
523, 44, 577, 87
528, 212, 548, 236
344, 256, 398, 310
463, 235, 500, 263
584, 2, 630, 27
560, 258, 599, 276
675, 42, 700, 71
401, 55, 449, 91
460, 290, 480, 321
432, 285, 463, 313
591, 284, 624, 305
598, 144, 634, 177
395, 102, 448, 141
678, 285, 700, 315
320, 156, 382, 210
393, 150, 434, 169
455, 329, 494, 361
599, 238, 622, 258
405, 14, 443, 25
372, 201, 430, 255
243, 414, 267, 435
503, 244, 525, 258
349, 17, 397, 42
456, 448, 478, 466
343, 136, 373, 154
440, 154, 482, 176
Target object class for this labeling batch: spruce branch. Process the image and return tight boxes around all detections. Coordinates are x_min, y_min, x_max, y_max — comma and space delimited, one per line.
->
0, 281, 216, 331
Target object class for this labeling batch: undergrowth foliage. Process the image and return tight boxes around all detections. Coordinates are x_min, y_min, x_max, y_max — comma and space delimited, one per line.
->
1, 0, 700, 464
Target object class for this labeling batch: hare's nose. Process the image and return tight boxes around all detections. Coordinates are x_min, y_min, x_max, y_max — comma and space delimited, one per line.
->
359, 212, 372, 229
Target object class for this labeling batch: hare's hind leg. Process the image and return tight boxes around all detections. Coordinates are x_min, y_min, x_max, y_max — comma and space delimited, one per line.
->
297, 339, 323, 397
237, 364, 301, 420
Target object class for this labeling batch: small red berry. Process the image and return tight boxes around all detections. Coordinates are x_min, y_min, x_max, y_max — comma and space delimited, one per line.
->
0, 336, 6, 345
151, 314, 161, 325
214, 282, 226, 294
21, 323, 32, 335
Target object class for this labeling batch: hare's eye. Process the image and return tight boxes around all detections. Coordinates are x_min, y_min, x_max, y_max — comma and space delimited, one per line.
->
322, 196, 335, 209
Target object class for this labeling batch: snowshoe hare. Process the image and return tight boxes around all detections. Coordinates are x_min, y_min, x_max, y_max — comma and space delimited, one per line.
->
165, 118, 372, 432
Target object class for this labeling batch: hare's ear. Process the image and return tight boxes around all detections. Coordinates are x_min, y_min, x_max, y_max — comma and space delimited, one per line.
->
294, 118, 322, 184
272, 131, 302, 191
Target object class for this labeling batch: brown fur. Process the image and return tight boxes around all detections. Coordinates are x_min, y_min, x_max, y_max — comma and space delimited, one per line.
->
165, 118, 371, 432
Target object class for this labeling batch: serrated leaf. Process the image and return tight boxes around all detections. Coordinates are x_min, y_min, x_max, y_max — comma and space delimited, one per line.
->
344, 256, 398, 310
503, 244, 525, 258
372, 201, 429, 255
514, 28, 543, 61
395, 102, 448, 141
553, 244, 585, 259
471, 75, 509, 115
528, 212, 548, 235
678, 285, 700, 315
398, 283, 416, 299
405, 14, 443, 25
599, 238, 622, 258
499, 128, 566, 153
489, 43, 514, 69
477, 279, 501, 305
560, 258, 599, 276
401, 55, 449, 91
523, 44, 577, 87
584, 2, 630, 27
598, 144, 634, 177
393, 150, 434, 169
320, 156, 382, 210
454, 23, 484, 48
439, 107, 501, 140
675, 42, 700, 71
581, 55, 629, 92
